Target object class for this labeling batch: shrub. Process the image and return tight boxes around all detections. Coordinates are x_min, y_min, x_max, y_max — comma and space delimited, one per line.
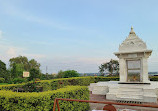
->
0, 78, 5, 83
21, 82, 41, 92
0, 86, 89, 111
0, 83, 25, 91
0, 76, 119, 91
35, 78, 40, 81
12, 77, 26, 84
94, 76, 119, 82
150, 76, 158, 81
36, 77, 96, 91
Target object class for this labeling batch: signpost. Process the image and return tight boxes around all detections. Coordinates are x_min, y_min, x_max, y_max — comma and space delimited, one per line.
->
23, 71, 30, 77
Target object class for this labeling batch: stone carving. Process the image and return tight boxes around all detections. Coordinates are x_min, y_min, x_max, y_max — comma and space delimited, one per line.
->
119, 27, 147, 52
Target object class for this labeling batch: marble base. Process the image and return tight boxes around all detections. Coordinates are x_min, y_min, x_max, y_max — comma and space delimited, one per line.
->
89, 81, 158, 103
118, 82, 151, 84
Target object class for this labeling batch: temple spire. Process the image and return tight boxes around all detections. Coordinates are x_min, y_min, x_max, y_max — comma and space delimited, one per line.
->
130, 26, 135, 34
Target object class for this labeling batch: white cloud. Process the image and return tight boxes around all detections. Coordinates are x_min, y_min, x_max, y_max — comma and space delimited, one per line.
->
0, 30, 46, 64
6, 47, 46, 60
0, 45, 26, 65
4, 46, 26, 60
0, 43, 46, 66
6, 47, 17, 57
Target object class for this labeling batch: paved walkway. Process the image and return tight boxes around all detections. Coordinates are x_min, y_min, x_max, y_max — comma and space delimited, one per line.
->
89, 94, 158, 111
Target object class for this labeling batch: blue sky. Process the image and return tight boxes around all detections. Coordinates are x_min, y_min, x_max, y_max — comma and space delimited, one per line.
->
0, 0, 158, 73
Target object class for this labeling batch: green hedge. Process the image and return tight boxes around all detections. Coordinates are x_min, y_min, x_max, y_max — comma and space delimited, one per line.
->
150, 76, 158, 81
0, 83, 25, 90
93, 76, 119, 82
12, 77, 26, 84
26, 77, 119, 91
0, 86, 89, 111
0, 77, 119, 91
0, 78, 5, 83
0, 77, 119, 110
36, 76, 119, 90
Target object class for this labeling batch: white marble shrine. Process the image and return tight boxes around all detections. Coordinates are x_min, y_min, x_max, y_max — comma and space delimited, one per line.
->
115, 26, 152, 83
89, 27, 158, 103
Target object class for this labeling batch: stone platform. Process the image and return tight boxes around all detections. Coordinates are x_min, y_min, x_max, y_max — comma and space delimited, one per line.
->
89, 81, 158, 103
89, 94, 158, 111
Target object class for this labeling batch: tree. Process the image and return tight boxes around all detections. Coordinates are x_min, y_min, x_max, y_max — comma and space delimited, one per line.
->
29, 68, 40, 81
99, 59, 119, 76
56, 70, 80, 78
56, 70, 64, 78
28, 59, 40, 70
0, 60, 7, 81
9, 56, 41, 71
9, 56, 29, 71
11, 63, 25, 78
5, 70, 12, 83
40, 73, 47, 80
11, 63, 18, 78
9, 56, 41, 79
62, 70, 80, 78
16, 63, 24, 77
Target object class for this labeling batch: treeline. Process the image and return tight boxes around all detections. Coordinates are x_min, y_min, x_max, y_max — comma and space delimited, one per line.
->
0, 56, 80, 84
0, 56, 120, 84
0, 56, 42, 83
